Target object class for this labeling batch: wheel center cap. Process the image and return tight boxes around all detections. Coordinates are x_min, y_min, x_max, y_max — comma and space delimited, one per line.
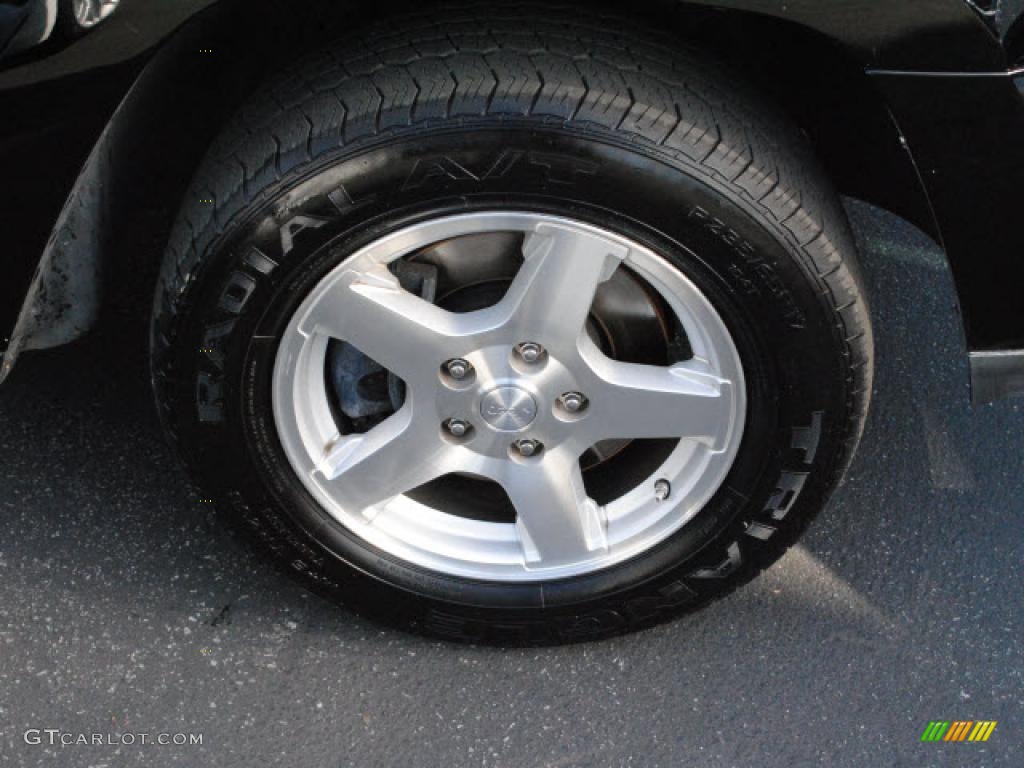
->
480, 386, 538, 432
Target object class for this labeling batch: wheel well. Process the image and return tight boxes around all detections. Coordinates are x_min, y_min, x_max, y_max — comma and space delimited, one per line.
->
10, 0, 938, 363
659, 2, 937, 238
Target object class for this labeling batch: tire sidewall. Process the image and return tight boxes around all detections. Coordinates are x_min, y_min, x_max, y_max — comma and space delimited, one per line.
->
163, 125, 849, 642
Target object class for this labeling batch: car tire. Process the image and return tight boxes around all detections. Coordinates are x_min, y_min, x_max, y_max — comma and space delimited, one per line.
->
151, 3, 873, 645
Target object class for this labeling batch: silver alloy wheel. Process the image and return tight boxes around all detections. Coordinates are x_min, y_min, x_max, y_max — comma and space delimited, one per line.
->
272, 212, 746, 581
71, 0, 119, 29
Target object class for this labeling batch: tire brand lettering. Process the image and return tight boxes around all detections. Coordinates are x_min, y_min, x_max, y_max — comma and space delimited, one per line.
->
525, 152, 599, 184
402, 150, 525, 190
401, 149, 599, 191
327, 184, 377, 214
687, 206, 806, 329
280, 215, 329, 255
231, 493, 327, 569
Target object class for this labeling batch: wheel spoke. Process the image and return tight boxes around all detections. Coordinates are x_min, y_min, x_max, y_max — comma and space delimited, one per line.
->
314, 407, 453, 517
581, 352, 735, 447
299, 264, 462, 383
497, 223, 628, 356
501, 451, 607, 569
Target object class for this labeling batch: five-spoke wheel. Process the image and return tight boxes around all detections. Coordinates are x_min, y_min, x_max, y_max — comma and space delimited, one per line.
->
273, 213, 745, 581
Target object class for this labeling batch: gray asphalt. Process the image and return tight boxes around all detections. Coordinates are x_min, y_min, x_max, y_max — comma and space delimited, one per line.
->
0, 200, 1021, 767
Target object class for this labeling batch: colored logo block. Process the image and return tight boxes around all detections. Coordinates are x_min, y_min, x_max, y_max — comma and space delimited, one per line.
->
921, 721, 997, 742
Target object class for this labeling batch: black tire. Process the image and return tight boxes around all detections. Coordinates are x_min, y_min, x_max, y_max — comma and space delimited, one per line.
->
151, 3, 872, 645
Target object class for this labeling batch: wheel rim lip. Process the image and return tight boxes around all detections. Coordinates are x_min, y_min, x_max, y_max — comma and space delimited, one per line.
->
271, 211, 746, 582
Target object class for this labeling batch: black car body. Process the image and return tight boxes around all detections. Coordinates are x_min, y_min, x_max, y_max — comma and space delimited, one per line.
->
3, 0, 1024, 400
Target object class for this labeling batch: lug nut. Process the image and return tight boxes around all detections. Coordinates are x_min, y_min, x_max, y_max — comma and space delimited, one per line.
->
445, 419, 471, 438
516, 342, 544, 364
513, 439, 543, 458
445, 358, 472, 380
559, 392, 588, 413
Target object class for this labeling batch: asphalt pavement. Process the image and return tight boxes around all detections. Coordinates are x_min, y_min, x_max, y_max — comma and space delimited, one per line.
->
0, 200, 1021, 767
